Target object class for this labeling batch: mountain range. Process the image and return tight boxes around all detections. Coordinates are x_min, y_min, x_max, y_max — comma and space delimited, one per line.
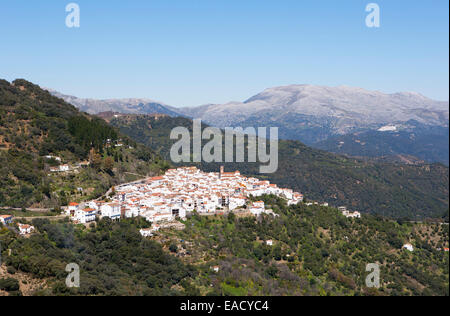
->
49, 85, 449, 164
179, 85, 449, 143
48, 89, 181, 117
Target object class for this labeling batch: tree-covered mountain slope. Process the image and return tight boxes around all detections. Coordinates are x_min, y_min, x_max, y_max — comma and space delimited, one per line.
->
0, 79, 168, 208
313, 123, 449, 166
0, 197, 448, 296
109, 114, 449, 220
163, 195, 449, 296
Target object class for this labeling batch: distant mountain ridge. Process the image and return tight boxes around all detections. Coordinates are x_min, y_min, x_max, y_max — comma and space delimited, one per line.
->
47, 89, 181, 117
179, 85, 448, 143
50, 84, 449, 164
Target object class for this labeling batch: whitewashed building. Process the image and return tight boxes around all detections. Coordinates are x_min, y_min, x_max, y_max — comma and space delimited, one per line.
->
100, 203, 121, 221
403, 244, 414, 252
18, 223, 35, 235
250, 201, 266, 216
75, 208, 97, 224
0, 215, 13, 225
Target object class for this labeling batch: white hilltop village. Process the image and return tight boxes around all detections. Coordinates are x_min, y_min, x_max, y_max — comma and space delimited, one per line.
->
64, 166, 360, 236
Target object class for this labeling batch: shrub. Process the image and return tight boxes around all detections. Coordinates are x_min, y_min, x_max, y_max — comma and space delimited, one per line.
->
0, 278, 20, 292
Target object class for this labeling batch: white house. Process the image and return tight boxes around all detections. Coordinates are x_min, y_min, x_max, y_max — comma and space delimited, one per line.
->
60, 164, 70, 172
149, 213, 173, 223
140, 224, 160, 237
140, 228, 154, 237
100, 203, 121, 221
49, 164, 71, 173
281, 189, 293, 200
288, 193, 304, 205
0, 215, 13, 225
170, 206, 186, 219
403, 244, 414, 252
342, 210, 361, 219
229, 196, 247, 211
124, 206, 140, 218
18, 223, 35, 235
67, 202, 80, 217
75, 208, 97, 224
250, 201, 265, 216
266, 240, 273, 246
45, 155, 61, 162
88, 201, 99, 210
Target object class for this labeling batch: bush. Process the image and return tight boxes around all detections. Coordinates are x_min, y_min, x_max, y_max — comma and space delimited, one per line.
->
169, 243, 178, 253
7, 266, 16, 275
0, 278, 20, 292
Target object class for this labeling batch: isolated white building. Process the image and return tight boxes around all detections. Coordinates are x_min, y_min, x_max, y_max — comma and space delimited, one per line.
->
45, 155, 61, 162
403, 244, 414, 252
342, 210, 361, 218
18, 223, 35, 235
0, 215, 13, 225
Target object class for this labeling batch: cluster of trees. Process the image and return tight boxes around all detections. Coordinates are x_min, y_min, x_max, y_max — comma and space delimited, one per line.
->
67, 116, 118, 158
172, 195, 449, 296
0, 278, 21, 296
0, 217, 196, 295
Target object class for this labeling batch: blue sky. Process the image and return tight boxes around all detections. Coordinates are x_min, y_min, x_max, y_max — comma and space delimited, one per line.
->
0, 0, 448, 106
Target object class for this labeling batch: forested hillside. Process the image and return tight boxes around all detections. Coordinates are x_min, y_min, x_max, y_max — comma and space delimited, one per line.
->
0, 197, 448, 296
110, 115, 449, 220
313, 125, 449, 166
0, 80, 168, 208
170, 196, 449, 296
0, 217, 196, 296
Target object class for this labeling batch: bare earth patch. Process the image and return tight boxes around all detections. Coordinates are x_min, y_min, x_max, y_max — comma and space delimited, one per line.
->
0, 264, 49, 296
